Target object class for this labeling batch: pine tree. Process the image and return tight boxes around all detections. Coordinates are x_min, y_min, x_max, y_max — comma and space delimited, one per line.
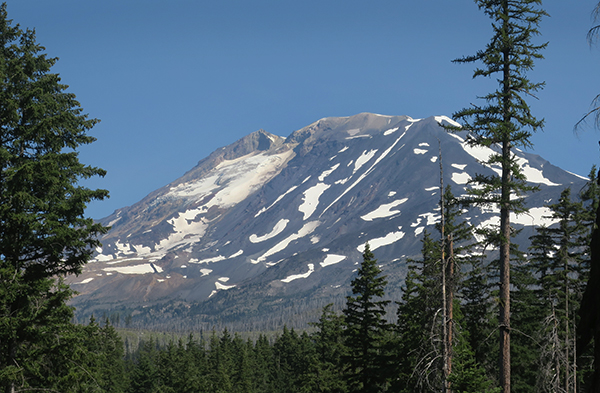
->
452, 1, 547, 391
310, 305, 347, 393
0, 3, 108, 391
343, 243, 391, 393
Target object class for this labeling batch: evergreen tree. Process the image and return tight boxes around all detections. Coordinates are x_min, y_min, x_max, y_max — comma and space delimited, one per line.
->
272, 326, 301, 392
343, 243, 391, 393
460, 252, 496, 374
310, 304, 347, 393
530, 188, 590, 392
0, 3, 108, 391
394, 231, 443, 392
452, 1, 547, 390
510, 247, 544, 393
128, 339, 161, 393
253, 334, 274, 393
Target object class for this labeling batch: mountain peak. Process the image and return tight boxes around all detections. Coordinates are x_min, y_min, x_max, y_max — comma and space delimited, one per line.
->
73, 112, 586, 332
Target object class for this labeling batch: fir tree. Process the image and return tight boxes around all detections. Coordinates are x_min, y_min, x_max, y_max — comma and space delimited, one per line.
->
310, 305, 347, 393
343, 243, 391, 393
452, 1, 547, 390
0, 3, 108, 391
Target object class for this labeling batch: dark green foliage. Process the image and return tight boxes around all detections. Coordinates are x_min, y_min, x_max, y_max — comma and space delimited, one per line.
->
0, 3, 108, 391
310, 305, 347, 392
343, 243, 391, 393
394, 231, 442, 392
460, 254, 496, 372
448, 341, 501, 393
510, 252, 544, 393
0, 3, 108, 282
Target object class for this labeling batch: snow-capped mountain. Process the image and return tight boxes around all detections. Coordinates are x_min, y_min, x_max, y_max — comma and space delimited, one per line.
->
67, 113, 588, 330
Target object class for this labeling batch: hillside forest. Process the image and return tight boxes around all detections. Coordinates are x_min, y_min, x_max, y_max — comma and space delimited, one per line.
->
2, 0, 600, 393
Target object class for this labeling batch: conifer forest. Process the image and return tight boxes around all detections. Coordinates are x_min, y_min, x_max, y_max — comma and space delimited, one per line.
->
2, 0, 600, 392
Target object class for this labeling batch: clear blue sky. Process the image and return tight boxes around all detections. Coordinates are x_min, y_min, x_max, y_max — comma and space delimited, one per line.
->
8, 0, 600, 219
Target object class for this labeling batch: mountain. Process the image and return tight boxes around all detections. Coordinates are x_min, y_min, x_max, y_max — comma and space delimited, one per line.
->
67, 113, 588, 331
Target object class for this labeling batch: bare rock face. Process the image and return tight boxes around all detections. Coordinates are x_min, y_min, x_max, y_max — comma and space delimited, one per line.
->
68, 113, 587, 331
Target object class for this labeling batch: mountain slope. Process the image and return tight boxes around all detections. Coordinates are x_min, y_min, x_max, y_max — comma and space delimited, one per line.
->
67, 113, 587, 330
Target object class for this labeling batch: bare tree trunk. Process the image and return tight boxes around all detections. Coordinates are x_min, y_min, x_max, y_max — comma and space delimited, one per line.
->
499, 138, 511, 393
448, 234, 454, 379
500, 0, 512, 383
439, 142, 450, 393
566, 267, 570, 393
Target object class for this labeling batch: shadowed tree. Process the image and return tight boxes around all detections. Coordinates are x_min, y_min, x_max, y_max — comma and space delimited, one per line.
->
0, 3, 108, 392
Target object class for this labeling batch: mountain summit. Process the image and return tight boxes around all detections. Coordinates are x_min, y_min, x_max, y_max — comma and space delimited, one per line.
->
68, 113, 586, 330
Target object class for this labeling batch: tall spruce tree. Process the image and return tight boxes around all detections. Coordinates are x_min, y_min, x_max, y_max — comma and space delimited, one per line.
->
452, 1, 546, 391
310, 304, 347, 393
343, 243, 391, 393
0, 3, 108, 392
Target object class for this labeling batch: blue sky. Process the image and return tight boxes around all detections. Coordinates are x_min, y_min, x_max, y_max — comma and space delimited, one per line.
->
8, 1, 600, 219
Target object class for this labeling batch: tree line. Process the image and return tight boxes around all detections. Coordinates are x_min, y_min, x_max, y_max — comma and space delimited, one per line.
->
37, 175, 596, 392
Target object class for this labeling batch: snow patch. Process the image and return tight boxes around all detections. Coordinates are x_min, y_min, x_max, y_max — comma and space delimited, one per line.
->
253, 221, 321, 263
357, 229, 406, 252
360, 198, 408, 221
475, 207, 560, 240
411, 218, 423, 227
74, 277, 94, 284
94, 253, 114, 262
103, 264, 163, 275
299, 183, 331, 220
413, 148, 428, 155
419, 212, 441, 226
452, 172, 472, 185
215, 281, 236, 290
319, 163, 340, 181
320, 254, 346, 267
281, 264, 315, 282
190, 255, 226, 264
434, 115, 461, 128
249, 219, 289, 243
353, 150, 378, 174
255, 185, 298, 217
519, 161, 560, 186
384, 127, 399, 136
